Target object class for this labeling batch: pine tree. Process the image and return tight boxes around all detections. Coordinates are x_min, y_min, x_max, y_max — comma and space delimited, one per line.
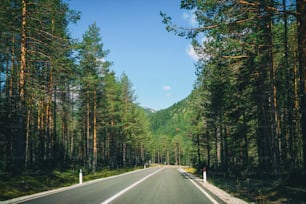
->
119, 73, 136, 166
297, 0, 306, 171
78, 22, 109, 172
162, 0, 305, 175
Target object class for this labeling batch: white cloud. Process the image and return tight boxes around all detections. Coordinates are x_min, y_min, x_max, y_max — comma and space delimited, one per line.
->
182, 12, 189, 20
182, 10, 197, 27
190, 13, 197, 26
162, 85, 171, 91
186, 44, 199, 61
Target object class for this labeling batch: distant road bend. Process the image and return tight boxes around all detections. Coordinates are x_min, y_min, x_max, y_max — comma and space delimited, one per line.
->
13, 167, 219, 204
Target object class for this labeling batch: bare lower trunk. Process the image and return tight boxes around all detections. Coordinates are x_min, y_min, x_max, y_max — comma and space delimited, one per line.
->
297, 0, 306, 171
93, 90, 97, 173
15, 0, 27, 171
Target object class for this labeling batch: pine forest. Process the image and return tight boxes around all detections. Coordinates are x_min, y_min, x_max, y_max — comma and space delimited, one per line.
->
161, 0, 306, 177
0, 0, 151, 173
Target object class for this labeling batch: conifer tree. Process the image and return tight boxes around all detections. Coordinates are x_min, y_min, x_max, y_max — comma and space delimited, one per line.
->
297, 0, 306, 171
78, 22, 109, 172
162, 0, 305, 175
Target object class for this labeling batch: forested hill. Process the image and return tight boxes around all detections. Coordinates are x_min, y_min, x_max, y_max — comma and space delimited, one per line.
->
146, 94, 195, 166
149, 95, 193, 137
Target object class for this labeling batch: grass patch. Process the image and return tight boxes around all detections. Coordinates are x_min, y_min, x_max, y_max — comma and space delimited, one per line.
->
183, 167, 197, 174
0, 169, 78, 201
0, 166, 142, 201
83, 167, 142, 181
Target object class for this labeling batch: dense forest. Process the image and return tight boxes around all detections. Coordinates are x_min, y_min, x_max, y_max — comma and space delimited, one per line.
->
0, 0, 151, 174
148, 96, 194, 166
1, 0, 306, 183
162, 0, 306, 177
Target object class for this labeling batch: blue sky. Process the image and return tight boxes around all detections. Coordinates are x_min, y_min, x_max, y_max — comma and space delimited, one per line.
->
66, 0, 198, 110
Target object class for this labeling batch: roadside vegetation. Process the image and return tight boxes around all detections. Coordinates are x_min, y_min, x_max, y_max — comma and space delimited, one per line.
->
0, 167, 141, 201
188, 168, 306, 203
209, 172, 306, 203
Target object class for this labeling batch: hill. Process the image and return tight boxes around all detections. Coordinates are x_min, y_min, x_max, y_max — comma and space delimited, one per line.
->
149, 96, 193, 137
142, 107, 157, 115
147, 93, 195, 165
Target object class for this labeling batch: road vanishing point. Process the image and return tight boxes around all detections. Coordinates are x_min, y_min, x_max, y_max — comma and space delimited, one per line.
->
6, 167, 221, 204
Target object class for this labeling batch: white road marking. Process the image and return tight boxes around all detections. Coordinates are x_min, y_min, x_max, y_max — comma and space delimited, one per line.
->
3, 168, 148, 204
178, 169, 219, 204
100, 168, 164, 204
187, 176, 219, 204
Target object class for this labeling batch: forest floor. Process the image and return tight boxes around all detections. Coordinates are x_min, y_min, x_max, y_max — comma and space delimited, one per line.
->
193, 170, 306, 203
210, 176, 306, 203
0, 166, 141, 201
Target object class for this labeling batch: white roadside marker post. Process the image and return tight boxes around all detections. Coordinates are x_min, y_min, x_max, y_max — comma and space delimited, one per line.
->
79, 169, 83, 184
203, 167, 207, 183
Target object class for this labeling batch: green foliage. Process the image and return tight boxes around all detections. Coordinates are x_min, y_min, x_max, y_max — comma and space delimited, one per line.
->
0, 169, 77, 201
148, 96, 194, 165
0, 0, 151, 177
162, 0, 305, 179
149, 97, 192, 136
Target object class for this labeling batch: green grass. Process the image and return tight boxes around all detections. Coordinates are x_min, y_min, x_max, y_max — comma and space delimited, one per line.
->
0, 167, 142, 201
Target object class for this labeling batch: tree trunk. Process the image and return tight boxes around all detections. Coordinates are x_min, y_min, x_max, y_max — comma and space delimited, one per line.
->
123, 143, 126, 167
243, 112, 249, 170
283, 0, 294, 173
93, 90, 97, 173
25, 109, 30, 168
296, 0, 306, 171
47, 19, 55, 164
268, 18, 280, 176
293, 51, 299, 169
216, 123, 221, 166
6, 32, 15, 169
15, 0, 27, 171
86, 93, 91, 169
206, 129, 210, 168
196, 134, 201, 168
20, 1, 26, 104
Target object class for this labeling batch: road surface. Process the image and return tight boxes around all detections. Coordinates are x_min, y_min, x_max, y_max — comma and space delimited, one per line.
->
15, 167, 219, 204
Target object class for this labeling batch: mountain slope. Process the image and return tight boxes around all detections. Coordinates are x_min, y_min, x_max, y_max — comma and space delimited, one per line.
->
147, 93, 195, 165
149, 94, 194, 137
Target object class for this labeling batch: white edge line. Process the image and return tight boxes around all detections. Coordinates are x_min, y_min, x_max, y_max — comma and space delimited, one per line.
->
188, 177, 219, 204
2, 168, 148, 204
178, 169, 219, 204
100, 168, 163, 204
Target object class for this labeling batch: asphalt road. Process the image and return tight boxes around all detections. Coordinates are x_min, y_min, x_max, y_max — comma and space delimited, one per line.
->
16, 167, 217, 204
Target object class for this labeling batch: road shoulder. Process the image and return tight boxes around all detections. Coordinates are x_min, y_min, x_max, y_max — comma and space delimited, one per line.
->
178, 168, 248, 204
0, 168, 148, 204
